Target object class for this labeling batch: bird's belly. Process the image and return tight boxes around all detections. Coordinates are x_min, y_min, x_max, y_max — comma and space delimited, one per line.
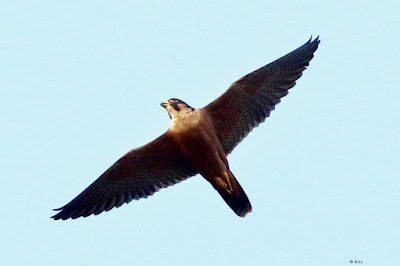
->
175, 125, 226, 177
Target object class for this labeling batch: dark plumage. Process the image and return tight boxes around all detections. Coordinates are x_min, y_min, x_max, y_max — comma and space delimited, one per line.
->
52, 37, 320, 220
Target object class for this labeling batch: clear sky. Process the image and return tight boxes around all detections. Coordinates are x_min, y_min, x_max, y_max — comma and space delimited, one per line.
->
1, 1, 399, 265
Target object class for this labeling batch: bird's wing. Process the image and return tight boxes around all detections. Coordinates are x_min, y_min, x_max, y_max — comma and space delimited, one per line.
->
52, 132, 197, 220
203, 37, 320, 154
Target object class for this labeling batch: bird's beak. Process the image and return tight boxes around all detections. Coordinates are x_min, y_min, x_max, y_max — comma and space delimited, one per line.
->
160, 101, 168, 108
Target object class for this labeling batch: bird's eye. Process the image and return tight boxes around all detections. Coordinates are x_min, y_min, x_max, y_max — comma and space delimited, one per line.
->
171, 101, 180, 111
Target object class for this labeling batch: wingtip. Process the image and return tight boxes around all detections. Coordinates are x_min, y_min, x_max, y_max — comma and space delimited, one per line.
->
311, 35, 320, 44
51, 206, 65, 220
302, 35, 320, 55
51, 214, 61, 220
51, 206, 74, 220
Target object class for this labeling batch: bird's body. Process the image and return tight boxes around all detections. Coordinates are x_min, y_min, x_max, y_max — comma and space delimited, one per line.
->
52, 37, 320, 220
165, 102, 251, 216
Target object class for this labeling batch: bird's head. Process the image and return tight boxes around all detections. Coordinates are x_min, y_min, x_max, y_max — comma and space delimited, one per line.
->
160, 98, 194, 119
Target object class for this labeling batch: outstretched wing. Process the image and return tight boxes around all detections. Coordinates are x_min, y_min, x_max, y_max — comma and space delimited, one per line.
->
52, 132, 197, 220
203, 37, 320, 154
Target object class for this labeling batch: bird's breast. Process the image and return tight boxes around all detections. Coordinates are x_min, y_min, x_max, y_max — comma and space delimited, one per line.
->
168, 110, 226, 174
168, 110, 202, 133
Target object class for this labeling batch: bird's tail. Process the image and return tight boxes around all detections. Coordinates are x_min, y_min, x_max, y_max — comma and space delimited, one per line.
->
210, 170, 252, 217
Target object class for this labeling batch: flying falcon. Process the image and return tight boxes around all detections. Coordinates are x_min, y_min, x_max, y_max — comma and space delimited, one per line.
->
52, 37, 320, 220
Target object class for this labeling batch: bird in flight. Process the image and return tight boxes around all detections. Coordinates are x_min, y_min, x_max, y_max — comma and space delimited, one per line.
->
52, 37, 320, 220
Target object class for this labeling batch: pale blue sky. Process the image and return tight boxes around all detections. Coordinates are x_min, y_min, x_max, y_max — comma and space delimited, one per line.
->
1, 1, 399, 265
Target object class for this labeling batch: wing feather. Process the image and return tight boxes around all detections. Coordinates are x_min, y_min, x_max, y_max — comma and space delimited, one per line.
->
203, 37, 320, 154
52, 132, 197, 220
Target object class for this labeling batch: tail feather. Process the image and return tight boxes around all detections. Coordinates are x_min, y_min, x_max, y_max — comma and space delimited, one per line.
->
211, 170, 252, 217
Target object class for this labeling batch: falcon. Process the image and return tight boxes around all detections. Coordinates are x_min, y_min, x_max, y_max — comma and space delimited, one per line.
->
52, 37, 320, 220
